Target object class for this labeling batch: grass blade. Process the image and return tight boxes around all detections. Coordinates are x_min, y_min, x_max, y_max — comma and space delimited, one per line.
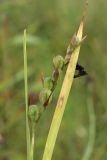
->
23, 29, 31, 160
82, 80, 96, 160
42, 20, 84, 160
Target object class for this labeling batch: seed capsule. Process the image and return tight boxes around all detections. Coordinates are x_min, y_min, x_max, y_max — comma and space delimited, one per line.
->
53, 55, 64, 70
44, 77, 53, 90
28, 105, 41, 123
67, 34, 81, 54
28, 92, 39, 106
70, 34, 81, 47
39, 88, 52, 105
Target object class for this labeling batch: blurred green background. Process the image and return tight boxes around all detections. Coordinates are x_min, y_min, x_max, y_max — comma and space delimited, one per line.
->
0, 0, 107, 160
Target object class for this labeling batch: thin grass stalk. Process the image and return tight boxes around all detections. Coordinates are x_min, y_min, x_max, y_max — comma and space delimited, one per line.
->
23, 29, 31, 160
30, 123, 35, 160
82, 81, 96, 160
42, 20, 84, 160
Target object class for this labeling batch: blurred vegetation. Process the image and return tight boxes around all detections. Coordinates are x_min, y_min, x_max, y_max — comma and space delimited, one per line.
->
0, 0, 107, 160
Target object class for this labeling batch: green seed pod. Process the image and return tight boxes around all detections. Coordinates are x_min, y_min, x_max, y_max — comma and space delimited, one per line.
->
53, 55, 64, 70
28, 105, 41, 123
39, 88, 52, 105
44, 77, 53, 90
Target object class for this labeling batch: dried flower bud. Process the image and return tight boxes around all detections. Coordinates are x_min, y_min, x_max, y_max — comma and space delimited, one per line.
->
44, 77, 53, 90
66, 34, 81, 55
39, 88, 52, 105
28, 105, 41, 123
53, 68, 59, 81
53, 55, 64, 70
28, 92, 39, 106
71, 34, 80, 47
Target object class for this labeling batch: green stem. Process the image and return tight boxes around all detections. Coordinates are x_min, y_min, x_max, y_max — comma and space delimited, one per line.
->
23, 29, 31, 160
82, 83, 96, 160
30, 123, 35, 160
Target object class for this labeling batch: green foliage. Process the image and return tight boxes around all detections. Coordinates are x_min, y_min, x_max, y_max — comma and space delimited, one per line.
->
9, 34, 40, 47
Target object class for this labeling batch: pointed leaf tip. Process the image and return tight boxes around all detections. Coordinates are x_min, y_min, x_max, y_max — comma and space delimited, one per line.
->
77, 19, 84, 40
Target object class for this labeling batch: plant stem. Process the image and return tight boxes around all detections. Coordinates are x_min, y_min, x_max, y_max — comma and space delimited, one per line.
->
82, 81, 96, 160
30, 123, 35, 160
42, 20, 84, 160
23, 29, 31, 160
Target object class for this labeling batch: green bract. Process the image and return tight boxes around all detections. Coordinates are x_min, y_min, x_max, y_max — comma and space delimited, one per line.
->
39, 88, 52, 105
28, 105, 41, 122
44, 77, 53, 90
53, 55, 64, 69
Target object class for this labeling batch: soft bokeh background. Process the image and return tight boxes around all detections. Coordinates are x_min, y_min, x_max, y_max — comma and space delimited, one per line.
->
0, 0, 107, 160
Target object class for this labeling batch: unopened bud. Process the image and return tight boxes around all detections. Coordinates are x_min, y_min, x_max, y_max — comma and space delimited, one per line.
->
39, 88, 52, 105
53, 68, 59, 81
44, 77, 53, 90
28, 105, 41, 123
53, 55, 64, 69
71, 34, 80, 47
